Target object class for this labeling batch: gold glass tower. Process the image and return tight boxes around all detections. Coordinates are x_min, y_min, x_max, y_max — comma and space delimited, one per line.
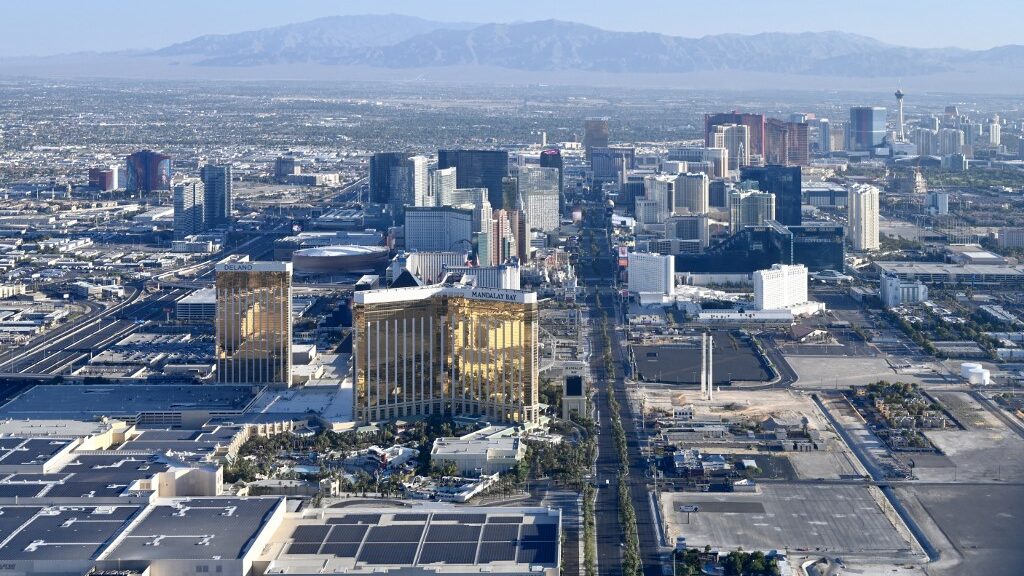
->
352, 285, 539, 425
215, 258, 293, 387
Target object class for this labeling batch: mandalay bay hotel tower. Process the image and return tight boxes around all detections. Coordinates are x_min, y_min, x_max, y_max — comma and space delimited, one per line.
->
352, 284, 540, 425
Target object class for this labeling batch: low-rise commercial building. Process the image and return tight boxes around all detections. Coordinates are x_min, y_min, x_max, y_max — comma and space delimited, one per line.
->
430, 426, 527, 475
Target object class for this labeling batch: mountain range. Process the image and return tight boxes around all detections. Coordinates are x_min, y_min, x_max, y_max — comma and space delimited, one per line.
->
151, 15, 1022, 77
3, 15, 1023, 91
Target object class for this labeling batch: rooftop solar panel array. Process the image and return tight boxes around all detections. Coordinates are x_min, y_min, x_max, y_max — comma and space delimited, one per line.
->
483, 523, 520, 541
359, 542, 418, 565
326, 524, 368, 542
319, 542, 360, 557
326, 513, 380, 524
488, 515, 524, 523
425, 523, 481, 542
478, 541, 518, 563
419, 542, 477, 564
284, 510, 558, 567
393, 513, 429, 521
365, 524, 424, 543
432, 512, 486, 523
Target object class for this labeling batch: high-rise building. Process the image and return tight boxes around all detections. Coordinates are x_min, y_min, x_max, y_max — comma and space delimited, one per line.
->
847, 184, 880, 251
490, 209, 528, 264
740, 165, 802, 226
352, 284, 540, 424
446, 187, 488, 209
848, 107, 887, 152
405, 205, 474, 253
518, 165, 560, 232
538, 148, 564, 212
200, 164, 232, 228
369, 152, 410, 204
709, 179, 730, 208
988, 121, 1001, 147
215, 257, 293, 387
173, 179, 205, 240
962, 121, 982, 149
674, 221, 844, 274
754, 264, 808, 310
88, 166, 117, 191
811, 118, 832, 155
914, 128, 938, 156
710, 124, 750, 169
468, 196, 493, 266
764, 119, 809, 166
501, 176, 519, 212
431, 167, 457, 207
705, 112, 765, 156
927, 191, 949, 215
940, 128, 966, 155
638, 175, 675, 226
627, 252, 675, 296
443, 261, 521, 290
125, 150, 171, 194
665, 215, 710, 249
668, 148, 728, 178
404, 156, 430, 208
274, 156, 300, 182
590, 146, 635, 181
674, 172, 709, 215
729, 190, 776, 232
438, 149, 510, 209
830, 124, 846, 152
370, 154, 428, 218
583, 117, 610, 154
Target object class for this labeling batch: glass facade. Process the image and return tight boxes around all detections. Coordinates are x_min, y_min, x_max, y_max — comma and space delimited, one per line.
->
437, 149, 510, 209
200, 164, 232, 227
674, 221, 843, 273
583, 118, 610, 153
215, 262, 293, 387
369, 152, 411, 205
125, 150, 171, 194
848, 107, 887, 152
740, 165, 802, 226
353, 287, 539, 425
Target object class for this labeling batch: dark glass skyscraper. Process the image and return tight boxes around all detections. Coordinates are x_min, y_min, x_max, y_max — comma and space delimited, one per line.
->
740, 165, 802, 226
583, 117, 610, 154
200, 164, 233, 228
848, 106, 887, 152
125, 150, 171, 194
437, 149, 509, 209
369, 152, 411, 205
673, 220, 843, 273
539, 148, 564, 212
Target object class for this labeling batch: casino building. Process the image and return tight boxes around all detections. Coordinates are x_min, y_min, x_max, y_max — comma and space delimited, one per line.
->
351, 284, 539, 425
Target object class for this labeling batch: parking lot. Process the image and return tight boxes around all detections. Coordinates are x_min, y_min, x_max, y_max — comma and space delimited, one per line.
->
899, 484, 1024, 576
662, 483, 913, 556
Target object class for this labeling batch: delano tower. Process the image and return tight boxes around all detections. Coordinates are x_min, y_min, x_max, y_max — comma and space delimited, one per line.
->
352, 284, 539, 425
215, 257, 293, 387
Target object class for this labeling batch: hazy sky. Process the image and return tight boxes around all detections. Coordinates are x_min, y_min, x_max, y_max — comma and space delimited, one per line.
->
4, 0, 1021, 57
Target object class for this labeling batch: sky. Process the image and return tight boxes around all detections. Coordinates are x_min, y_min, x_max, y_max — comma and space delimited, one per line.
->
3, 0, 1022, 57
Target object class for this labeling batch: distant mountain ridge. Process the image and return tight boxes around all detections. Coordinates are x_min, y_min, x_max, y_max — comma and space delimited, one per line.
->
150, 16, 1023, 77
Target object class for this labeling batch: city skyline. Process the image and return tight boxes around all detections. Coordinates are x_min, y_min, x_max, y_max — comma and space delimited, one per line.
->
0, 6, 1021, 574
